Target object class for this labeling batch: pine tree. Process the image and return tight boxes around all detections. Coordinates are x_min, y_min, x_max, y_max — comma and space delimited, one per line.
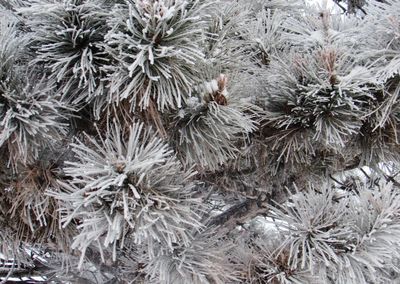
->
0, 0, 400, 283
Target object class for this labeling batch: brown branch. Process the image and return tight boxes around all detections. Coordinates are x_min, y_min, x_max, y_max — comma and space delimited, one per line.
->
207, 196, 264, 230
208, 186, 296, 233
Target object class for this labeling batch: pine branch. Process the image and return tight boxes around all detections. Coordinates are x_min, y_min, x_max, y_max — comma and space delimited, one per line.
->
208, 185, 295, 232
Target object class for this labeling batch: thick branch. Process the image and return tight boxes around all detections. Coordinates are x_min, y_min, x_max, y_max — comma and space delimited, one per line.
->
207, 196, 265, 230
208, 186, 296, 233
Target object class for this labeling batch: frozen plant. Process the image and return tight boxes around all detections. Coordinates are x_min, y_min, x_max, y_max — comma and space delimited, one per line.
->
0, 0, 399, 283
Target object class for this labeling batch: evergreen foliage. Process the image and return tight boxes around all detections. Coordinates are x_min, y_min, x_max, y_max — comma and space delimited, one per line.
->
0, 0, 400, 283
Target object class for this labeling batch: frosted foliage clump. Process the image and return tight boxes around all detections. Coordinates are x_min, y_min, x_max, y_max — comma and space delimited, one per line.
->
55, 122, 203, 265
